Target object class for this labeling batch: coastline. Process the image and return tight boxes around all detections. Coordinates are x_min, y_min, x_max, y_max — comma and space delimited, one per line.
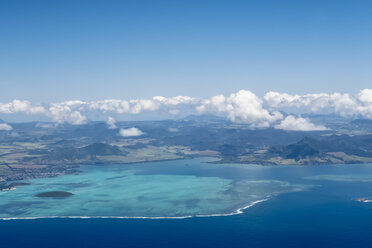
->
4, 154, 372, 185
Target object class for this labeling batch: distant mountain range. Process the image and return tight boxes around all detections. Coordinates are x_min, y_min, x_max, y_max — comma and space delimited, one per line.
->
2, 117, 372, 182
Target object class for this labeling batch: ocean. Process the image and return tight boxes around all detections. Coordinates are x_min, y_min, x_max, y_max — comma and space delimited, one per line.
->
1, 158, 372, 247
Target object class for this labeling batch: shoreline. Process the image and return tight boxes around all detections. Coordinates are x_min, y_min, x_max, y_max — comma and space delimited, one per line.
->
0, 155, 202, 183
4, 155, 372, 185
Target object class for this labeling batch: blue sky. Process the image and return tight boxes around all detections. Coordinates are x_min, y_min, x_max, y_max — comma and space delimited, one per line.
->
1, 0, 372, 102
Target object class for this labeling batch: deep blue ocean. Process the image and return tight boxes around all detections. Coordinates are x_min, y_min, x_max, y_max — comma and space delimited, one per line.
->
1, 159, 372, 247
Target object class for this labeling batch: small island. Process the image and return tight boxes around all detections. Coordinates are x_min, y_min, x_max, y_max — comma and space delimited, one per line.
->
35, 191, 74, 198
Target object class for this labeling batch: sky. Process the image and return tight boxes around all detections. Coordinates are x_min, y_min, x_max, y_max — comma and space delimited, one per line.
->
1, 0, 372, 130
1, 0, 372, 102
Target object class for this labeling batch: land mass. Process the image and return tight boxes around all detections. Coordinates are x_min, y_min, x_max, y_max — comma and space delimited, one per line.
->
1, 115, 372, 182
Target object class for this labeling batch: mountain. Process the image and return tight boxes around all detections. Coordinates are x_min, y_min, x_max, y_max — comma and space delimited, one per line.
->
182, 115, 226, 122
271, 134, 372, 161
350, 119, 372, 131
34, 143, 127, 163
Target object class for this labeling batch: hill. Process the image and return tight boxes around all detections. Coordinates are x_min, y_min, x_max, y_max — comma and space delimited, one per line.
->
30, 143, 127, 164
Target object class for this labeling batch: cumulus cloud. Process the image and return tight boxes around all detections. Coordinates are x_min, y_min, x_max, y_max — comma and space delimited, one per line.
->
89, 96, 200, 115
1, 89, 372, 128
119, 127, 144, 137
0, 100, 86, 125
263, 91, 361, 117
47, 102, 87, 125
357, 89, 372, 118
0, 123, 13, 131
106, 116, 117, 129
358, 89, 372, 104
274, 116, 329, 131
197, 90, 283, 128
0, 100, 45, 115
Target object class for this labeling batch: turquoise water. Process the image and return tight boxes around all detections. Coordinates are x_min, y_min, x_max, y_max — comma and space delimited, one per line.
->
2, 159, 372, 247
0, 158, 307, 219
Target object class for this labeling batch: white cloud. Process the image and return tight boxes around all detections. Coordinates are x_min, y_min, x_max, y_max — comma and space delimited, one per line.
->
90, 100, 131, 113
197, 90, 283, 128
119, 127, 144, 137
152, 95, 199, 106
1, 89, 372, 127
47, 103, 86, 125
0, 123, 13, 131
359, 89, 372, 104
0, 100, 86, 125
263, 91, 360, 117
106, 116, 117, 129
0, 100, 46, 115
357, 89, 372, 119
274, 116, 329, 131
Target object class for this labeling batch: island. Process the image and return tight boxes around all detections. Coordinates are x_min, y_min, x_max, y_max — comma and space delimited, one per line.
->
35, 191, 74, 198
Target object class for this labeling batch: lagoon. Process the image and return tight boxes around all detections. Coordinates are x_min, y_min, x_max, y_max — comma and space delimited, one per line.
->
0, 158, 308, 219
2, 158, 372, 247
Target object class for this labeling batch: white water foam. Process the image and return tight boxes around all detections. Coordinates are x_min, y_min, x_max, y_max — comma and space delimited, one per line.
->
0, 199, 268, 221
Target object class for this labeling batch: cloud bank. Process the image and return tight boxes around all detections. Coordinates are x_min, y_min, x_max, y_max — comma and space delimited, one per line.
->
1, 89, 372, 131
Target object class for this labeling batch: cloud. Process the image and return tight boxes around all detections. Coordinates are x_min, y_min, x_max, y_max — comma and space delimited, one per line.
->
274, 116, 329, 131
47, 102, 87, 125
0, 123, 13, 131
263, 91, 361, 117
1, 89, 372, 127
0, 100, 85, 125
0, 100, 46, 115
106, 116, 117, 129
197, 90, 283, 128
90, 100, 131, 113
89, 96, 200, 115
152, 95, 199, 106
357, 89, 372, 119
35, 123, 55, 129
119, 127, 144, 137
358, 89, 372, 104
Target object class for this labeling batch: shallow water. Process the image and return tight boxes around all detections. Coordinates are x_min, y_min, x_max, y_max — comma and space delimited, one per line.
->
0, 158, 308, 218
